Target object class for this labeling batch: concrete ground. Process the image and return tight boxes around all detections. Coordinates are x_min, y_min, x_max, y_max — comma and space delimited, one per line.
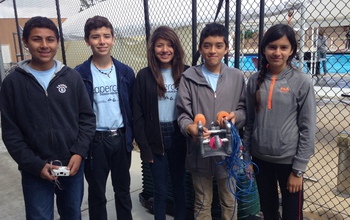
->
0, 132, 316, 220
0, 136, 171, 220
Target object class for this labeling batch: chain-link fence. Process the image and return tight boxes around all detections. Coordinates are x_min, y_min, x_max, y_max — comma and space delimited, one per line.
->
3, 0, 350, 219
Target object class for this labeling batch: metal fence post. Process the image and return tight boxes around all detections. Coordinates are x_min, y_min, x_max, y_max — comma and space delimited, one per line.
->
337, 131, 350, 194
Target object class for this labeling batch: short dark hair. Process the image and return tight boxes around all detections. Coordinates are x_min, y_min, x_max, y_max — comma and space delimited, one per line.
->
22, 16, 59, 42
84, 16, 114, 39
199, 23, 229, 48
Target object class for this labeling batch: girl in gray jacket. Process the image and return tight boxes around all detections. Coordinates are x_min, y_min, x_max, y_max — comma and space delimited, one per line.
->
244, 24, 316, 220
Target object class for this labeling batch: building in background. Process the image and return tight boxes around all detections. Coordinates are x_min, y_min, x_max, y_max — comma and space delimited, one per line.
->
0, 18, 64, 71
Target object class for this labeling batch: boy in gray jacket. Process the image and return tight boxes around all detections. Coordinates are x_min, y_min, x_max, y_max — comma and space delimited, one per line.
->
177, 23, 246, 220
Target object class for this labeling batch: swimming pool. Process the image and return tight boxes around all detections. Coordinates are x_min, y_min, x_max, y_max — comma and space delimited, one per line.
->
227, 54, 350, 74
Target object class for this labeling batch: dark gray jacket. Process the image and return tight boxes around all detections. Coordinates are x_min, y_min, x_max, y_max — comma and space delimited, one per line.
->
133, 66, 188, 162
0, 60, 96, 177
244, 65, 316, 172
177, 64, 246, 179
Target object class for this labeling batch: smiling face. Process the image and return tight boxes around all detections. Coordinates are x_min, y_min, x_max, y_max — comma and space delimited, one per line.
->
154, 38, 174, 69
23, 27, 58, 71
85, 26, 115, 58
263, 35, 294, 75
199, 35, 228, 74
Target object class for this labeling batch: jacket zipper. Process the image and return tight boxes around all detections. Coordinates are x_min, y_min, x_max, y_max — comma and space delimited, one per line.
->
118, 68, 134, 152
46, 71, 65, 157
119, 70, 127, 128
268, 78, 276, 110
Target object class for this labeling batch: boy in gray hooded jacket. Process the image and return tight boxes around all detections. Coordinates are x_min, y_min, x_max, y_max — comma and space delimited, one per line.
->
177, 23, 246, 220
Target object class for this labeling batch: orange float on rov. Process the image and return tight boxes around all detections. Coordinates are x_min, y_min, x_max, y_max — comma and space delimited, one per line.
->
194, 113, 206, 126
217, 111, 229, 121
217, 111, 229, 127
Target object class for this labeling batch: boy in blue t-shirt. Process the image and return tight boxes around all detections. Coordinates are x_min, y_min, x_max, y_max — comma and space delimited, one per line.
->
74, 15, 135, 220
177, 23, 246, 220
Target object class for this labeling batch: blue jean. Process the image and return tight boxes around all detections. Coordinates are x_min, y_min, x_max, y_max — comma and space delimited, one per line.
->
149, 121, 187, 220
84, 130, 132, 220
21, 162, 84, 220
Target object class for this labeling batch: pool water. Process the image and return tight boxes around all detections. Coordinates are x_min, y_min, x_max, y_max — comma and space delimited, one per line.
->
227, 54, 350, 74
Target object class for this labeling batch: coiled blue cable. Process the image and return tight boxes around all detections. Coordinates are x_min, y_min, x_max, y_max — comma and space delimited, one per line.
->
219, 121, 259, 203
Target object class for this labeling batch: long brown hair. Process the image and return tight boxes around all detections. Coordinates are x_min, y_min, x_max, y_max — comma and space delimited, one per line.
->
147, 26, 185, 97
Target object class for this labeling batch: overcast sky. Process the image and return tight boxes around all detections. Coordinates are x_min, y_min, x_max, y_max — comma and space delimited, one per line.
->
0, 0, 81, 18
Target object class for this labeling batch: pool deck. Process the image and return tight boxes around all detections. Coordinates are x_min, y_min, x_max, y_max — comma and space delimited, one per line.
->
311, 74, 350, 101
314, 74, 350, 88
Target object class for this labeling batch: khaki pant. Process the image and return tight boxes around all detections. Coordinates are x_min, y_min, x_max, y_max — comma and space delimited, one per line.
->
192, 174, 237, 220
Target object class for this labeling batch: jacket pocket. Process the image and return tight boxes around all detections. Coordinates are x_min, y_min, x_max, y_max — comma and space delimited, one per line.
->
253, 126, 291, 156
30, 130, 51, 159
53, 128, 75, 159
29, 127, 74, 161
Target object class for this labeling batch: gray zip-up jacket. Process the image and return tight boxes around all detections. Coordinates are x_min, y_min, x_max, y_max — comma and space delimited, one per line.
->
243, 65, 316, 172
177, 64, 246, 179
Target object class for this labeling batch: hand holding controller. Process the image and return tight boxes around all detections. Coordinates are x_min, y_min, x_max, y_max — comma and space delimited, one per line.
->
52, 166, 70, 176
